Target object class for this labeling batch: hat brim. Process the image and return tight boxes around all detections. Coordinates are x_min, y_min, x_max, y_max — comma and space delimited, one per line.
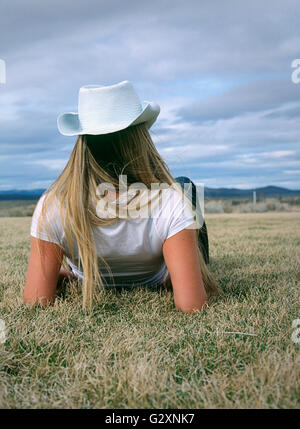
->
57, 101, 160, 136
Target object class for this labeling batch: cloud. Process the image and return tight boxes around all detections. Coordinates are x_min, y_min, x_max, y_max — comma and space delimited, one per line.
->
177, 79, 300, 123
0, 0, 300, 189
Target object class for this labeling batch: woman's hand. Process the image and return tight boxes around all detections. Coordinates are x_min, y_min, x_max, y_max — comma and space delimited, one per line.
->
58, 267, 77, 283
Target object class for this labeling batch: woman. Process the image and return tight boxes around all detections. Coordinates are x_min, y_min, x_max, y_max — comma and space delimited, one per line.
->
23, 81, 217, 312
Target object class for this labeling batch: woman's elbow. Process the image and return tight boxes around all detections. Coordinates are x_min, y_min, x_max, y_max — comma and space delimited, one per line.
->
23, 291, 55, 307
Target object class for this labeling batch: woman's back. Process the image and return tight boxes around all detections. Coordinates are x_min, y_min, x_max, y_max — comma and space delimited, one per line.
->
31, 186, 195, 286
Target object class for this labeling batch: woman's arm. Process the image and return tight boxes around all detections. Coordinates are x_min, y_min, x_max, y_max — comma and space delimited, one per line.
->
162, 228, 207, 313
23, 237, 64, 306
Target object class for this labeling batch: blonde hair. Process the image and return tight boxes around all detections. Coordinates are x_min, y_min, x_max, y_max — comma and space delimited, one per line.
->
37, 124, 217, 309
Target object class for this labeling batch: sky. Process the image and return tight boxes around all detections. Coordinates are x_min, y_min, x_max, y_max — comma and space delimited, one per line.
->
0, 0, 300, 190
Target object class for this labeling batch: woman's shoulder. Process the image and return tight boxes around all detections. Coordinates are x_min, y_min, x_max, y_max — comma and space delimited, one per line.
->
152, 184, 195, 240
34, 191, 60, 214
30, 191, 64, 245
31, 191, 62, 230
158, 183, 191, 212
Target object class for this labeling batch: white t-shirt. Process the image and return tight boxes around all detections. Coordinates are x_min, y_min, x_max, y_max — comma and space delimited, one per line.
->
30, 187, 195, 287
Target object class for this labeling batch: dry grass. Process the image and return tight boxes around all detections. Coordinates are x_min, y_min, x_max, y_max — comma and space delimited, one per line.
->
0, 201, 37, 217
0, 212, 299, 408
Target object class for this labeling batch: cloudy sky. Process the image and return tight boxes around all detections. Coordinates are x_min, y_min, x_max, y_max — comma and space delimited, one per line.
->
0, 0, 300, 190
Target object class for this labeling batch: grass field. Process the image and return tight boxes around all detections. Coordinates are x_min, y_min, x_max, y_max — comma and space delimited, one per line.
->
0, 201, 37, 217
0, 212, 299, 408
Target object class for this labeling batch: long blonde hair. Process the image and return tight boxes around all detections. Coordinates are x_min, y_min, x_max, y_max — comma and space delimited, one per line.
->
37, 123, 217, 309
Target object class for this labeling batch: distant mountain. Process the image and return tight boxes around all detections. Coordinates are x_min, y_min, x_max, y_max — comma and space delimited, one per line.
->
205, 185, 300, 198
0, 189, 45, 201
0, 185, 300, 201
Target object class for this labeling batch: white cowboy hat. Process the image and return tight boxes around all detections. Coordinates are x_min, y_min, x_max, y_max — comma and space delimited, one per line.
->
57, 80, 160, 136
